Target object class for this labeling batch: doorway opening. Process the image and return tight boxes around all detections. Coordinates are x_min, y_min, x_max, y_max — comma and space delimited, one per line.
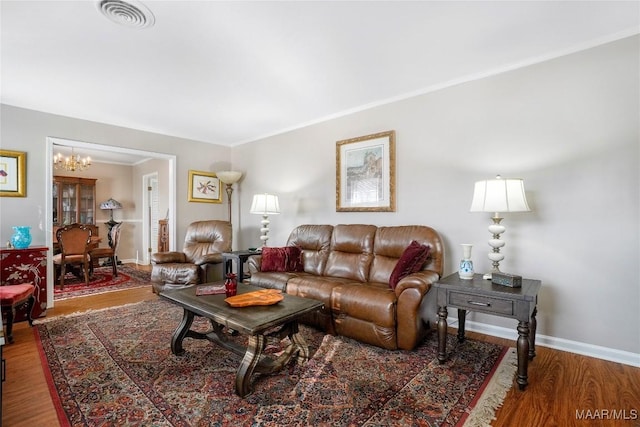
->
46, 136, 176, 308
143, 172, 160, 264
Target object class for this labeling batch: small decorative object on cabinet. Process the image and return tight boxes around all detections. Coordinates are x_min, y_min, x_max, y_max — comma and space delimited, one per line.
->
10, 226, 32, 249
458, 243, 474, 280
0, 246, 48, 320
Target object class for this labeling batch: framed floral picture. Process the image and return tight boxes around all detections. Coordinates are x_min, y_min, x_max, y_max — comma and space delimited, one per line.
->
188, 170, 222, 203
0, 149, 26, 197
336, 130, 396, 212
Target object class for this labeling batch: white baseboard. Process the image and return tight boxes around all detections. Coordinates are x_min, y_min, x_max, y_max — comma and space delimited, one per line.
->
446, 318, 640, 368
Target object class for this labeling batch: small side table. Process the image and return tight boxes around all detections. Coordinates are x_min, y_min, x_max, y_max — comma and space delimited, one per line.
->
433, 273, 541, 390
222, 250, 260, 283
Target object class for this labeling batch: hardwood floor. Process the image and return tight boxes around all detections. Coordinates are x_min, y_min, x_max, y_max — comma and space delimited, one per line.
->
2, 265, 639, 426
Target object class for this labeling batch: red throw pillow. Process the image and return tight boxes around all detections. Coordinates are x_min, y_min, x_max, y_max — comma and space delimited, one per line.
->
261, 246, 304, 272
389, 241, 430, 289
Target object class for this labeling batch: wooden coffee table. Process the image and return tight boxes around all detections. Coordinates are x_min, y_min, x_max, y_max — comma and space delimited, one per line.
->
159, 283, 323, 397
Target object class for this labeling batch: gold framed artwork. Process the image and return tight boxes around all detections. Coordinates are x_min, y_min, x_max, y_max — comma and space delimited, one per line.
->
188, 170, 222, 203
336, 130, 396, 212
0, 149, 26, 197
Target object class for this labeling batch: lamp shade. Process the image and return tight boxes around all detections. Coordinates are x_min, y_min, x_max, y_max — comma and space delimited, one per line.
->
470, 176, 530, 213
250, 194, 280, 215
216, 171, 243, 184
100, 198, 123, 210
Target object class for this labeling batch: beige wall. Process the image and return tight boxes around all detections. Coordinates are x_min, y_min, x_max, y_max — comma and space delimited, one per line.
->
231, 36, 639, 360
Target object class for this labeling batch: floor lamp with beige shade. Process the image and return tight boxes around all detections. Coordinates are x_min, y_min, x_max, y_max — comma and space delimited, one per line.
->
216, 171, 243, 224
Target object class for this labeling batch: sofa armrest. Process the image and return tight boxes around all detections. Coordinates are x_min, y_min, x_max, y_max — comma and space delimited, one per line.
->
394, 270, 440, 350
247, 254, 262, 274
151, 251, 187, 264
394, 270, 439, 296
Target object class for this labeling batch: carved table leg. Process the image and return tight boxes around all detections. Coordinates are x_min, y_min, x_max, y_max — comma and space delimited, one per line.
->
517, 320, 530, 390
171, 309, 195, 356
236, 334, 267, 398
457, 309, 467, 343
289, 322, 310, 363
529, 306, 537, 360
437, 305, 448, 363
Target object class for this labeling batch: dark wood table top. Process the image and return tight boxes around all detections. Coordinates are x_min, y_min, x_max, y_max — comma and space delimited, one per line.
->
434, 273, 541, 301
159, 283, 323, 335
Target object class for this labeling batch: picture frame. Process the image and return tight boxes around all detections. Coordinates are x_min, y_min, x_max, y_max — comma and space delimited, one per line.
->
336, 130, 396, 212
0, 149, 26, 197
188, 170, 222, 203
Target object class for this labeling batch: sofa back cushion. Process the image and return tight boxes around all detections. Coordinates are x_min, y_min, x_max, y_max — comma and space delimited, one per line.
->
324, 224, 376, 282
183, 220, 232, 264
286, 224, 333, 276
369, 225, 444, 283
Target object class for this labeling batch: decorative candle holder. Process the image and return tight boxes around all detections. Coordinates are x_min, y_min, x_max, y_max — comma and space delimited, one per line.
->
225, 273, 238, 297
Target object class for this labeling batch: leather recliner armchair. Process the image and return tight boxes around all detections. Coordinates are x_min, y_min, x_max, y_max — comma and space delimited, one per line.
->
150, 220, 232, 294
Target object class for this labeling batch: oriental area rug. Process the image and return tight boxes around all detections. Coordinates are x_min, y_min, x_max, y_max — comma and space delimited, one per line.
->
35, 299, 517, 427
53, 265, 151, 300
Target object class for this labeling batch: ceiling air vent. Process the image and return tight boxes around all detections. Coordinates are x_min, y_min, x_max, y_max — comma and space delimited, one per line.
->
97, 0, 155, 29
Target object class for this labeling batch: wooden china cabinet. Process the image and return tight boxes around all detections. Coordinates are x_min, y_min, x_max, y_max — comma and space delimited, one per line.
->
52, 176, 97, 225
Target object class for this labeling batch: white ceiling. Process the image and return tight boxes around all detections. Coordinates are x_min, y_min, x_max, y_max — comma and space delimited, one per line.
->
2, 1, 639, 149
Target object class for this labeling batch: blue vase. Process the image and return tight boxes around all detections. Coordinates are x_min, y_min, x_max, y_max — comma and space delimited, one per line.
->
458, 243, 474, 280
11, 226, 32, 249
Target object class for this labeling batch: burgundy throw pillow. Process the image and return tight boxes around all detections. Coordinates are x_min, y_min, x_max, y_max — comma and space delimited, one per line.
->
389, 240, 430, 289
261, 246, 304, 272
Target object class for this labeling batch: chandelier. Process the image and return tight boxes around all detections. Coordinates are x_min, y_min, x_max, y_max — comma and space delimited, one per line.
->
53, 148, 92, 172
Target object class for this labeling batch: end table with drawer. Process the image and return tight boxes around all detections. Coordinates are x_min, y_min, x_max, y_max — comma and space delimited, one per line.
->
433, 273, 541, 390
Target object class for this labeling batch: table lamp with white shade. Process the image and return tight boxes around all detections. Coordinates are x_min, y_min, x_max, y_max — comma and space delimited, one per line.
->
249, 193, 280, 247
470, 175, 531, 279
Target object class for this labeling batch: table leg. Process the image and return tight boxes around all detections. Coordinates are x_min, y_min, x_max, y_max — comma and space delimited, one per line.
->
171, 309, 195, 356
529, 306, 537, 360
516, 320, 530, 390
236, 334, 266, 398
457, 309, 467, 343
437, 305, 448, 363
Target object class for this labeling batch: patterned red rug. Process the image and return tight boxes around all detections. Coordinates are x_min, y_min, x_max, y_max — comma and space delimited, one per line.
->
53, 265, 151, 300
35, 299, 517, 426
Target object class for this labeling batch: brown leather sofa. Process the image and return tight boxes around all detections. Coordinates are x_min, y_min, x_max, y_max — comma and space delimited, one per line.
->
247, 224, 444, 350
151, 220, 232, 294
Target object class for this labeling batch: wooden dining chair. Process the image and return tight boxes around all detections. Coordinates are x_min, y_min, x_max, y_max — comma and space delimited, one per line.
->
53, 224, 92, 289
90, 222, 122, 277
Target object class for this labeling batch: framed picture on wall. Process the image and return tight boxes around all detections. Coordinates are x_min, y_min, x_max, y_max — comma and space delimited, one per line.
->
336, 130, 396, 212
188, 170, 222, 203
0, 149, 26, 197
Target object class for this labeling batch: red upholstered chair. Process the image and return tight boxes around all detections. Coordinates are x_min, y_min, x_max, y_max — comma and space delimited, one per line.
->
0, 283, 35, 343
